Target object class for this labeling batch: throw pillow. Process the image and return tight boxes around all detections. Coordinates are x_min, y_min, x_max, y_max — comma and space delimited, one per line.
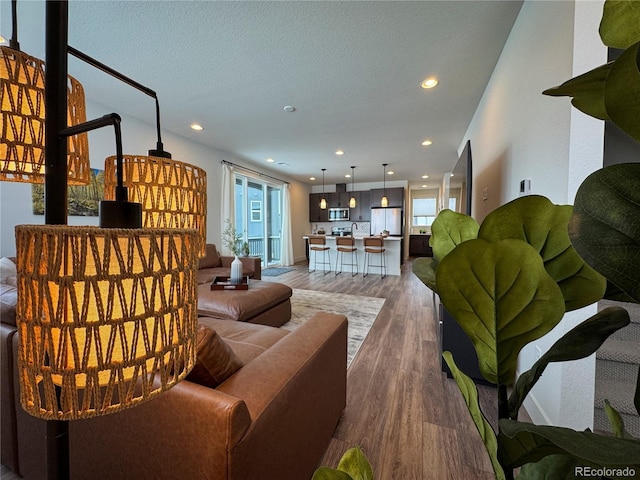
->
0, 257, 16, 284
187, 324, 243, 388
199, 244, 222, 269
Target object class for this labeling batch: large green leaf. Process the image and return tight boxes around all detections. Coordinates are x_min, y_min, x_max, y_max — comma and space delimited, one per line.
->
508, 306, 630, 418
412, 257, 438, 293
442, 352, 505, 480
336, 447, 373, 480
604, 42, 640, 143
542, 63, 612, 121
570, 163, 640, 303
516, 455, 580, 480
479, 196, 606, 311
498, 419, 640, 469
600, 0, 640, 49
436, 239, 565, 384
604, 400, 636, 440
429, 209, 479, 261
312, 468, 353, 480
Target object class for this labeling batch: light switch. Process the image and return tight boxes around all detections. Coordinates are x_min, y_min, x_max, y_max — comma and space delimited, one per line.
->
519, 179, 531, 196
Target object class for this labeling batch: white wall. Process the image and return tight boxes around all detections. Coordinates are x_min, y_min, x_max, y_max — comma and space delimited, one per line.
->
461, 0, 606, 430
0, 101, 311, 262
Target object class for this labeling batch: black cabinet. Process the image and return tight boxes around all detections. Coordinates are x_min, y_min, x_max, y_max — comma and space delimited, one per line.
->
331, 192, 350, 208
440, 305, 490, 385
370, 187, 404, 208
309, 193, 328, 222
409, 235, 433, 257
349, 191, 371, 221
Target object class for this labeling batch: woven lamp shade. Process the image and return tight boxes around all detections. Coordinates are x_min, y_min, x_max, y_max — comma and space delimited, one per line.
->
104, 155, 207, 256
14, 225, 199, 420
0, 47, 90, 184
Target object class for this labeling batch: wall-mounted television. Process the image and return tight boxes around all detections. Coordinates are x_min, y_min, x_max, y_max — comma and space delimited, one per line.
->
449, 140, 473, 215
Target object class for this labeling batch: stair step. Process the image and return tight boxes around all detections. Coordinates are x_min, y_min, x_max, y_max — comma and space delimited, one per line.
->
596, 358, 639, 384
594, 378, 638, 416
596, 338, 640, 364
594, 407, 640, 438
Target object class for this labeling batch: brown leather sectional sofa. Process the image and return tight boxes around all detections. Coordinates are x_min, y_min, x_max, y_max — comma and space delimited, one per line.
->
1, 256, 347, 479
198, 243, 262, 283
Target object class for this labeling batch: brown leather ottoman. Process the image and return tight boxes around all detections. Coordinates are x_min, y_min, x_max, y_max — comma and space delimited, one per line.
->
197, 280, 292, 327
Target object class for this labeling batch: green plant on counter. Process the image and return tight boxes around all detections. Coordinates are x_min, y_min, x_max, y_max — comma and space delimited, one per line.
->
412, 2, 640, 477
241, 241, 250, 257
312, 447, 373, 480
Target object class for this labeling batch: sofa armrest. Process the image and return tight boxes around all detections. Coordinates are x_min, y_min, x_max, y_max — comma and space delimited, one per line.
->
69, 379, 252, 480
220, 256, 262, 280
217, 312, 347, 479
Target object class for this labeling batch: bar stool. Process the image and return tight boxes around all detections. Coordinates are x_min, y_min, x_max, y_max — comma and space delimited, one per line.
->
335, 236, 358, 277
308, 235, 332, 274
363, 236, 386, 279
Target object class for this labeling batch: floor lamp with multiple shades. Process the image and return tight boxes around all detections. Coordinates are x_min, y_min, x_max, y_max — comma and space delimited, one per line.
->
64, 43, 208, 257
2, 2, 199, 479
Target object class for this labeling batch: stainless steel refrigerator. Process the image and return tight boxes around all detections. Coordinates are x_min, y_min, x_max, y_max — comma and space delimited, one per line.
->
370, 207, 403, 236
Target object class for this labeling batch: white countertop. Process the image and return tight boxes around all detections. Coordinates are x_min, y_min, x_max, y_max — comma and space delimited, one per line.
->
304, 235, 403, 241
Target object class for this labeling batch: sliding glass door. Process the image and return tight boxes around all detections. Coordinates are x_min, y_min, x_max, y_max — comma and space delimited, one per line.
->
234, 175, 282, 266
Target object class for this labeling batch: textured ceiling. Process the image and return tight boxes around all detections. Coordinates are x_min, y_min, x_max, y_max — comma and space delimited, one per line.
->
2, 0, 523, 186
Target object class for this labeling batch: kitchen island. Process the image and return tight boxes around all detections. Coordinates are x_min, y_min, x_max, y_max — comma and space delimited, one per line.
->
303, 235, 403, 276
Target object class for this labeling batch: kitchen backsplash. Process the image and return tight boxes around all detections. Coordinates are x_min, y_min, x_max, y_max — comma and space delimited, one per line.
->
310, 221, 370, 235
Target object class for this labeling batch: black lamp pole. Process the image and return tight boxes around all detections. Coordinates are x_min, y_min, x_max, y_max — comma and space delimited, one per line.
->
43, 3, 71, 478
44, 0, 69, 226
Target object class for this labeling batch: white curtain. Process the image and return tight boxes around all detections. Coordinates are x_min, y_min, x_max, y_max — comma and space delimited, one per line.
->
280, 183, 294, 266
220, 163, 235, 255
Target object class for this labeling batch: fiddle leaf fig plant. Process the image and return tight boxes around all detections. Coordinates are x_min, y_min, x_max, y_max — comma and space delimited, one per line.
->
437, 238, 565, 385
312, 447, 373, 480
411, 1, 640, 477
478, 195, 606, 311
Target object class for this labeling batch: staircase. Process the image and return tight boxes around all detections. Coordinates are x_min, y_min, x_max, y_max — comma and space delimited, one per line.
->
594, 300, 640, 437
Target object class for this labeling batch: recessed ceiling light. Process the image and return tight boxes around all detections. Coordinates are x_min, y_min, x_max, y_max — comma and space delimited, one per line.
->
345, 174, 351, 178
421, 140, 433, 146
421, 175, 429, 179
422, 184, 428, 188
421, 78, 438, 89
450, 173, 455, 177
266, 158, 275, 163
335, 150, 345, 156
283, 105, 296, 113
190, 123, 203, 131
387, 171, 394, 175
309, 177, 316, 181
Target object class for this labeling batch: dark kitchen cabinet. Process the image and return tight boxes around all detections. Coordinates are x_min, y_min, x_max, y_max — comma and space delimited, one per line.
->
370, 187, 404, 208
348, 191, 370, 221
309, 193, 328, 222
409, 235, 433, 257
330, 192, 350, 208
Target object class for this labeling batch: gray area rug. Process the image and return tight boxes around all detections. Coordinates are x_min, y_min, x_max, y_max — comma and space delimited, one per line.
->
262, 267, 295, 276
282, 289, 385, 367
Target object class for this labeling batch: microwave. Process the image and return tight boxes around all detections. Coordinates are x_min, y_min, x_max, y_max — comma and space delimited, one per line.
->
329, 207, 349, 221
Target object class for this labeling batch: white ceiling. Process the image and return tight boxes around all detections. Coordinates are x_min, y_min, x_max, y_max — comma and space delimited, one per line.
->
3, 0, 523, 187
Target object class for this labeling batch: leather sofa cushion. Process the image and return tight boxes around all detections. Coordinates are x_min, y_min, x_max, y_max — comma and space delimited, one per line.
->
0, 284, 17, 327
197, 281, 292, 322
199, 244, 222, 269
0, 257, 16, 284
198, 316, 289, 364
187, 324, 244, 388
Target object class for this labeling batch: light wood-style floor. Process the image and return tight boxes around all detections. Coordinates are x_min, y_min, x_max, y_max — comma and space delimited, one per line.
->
264, 258, 499, 479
